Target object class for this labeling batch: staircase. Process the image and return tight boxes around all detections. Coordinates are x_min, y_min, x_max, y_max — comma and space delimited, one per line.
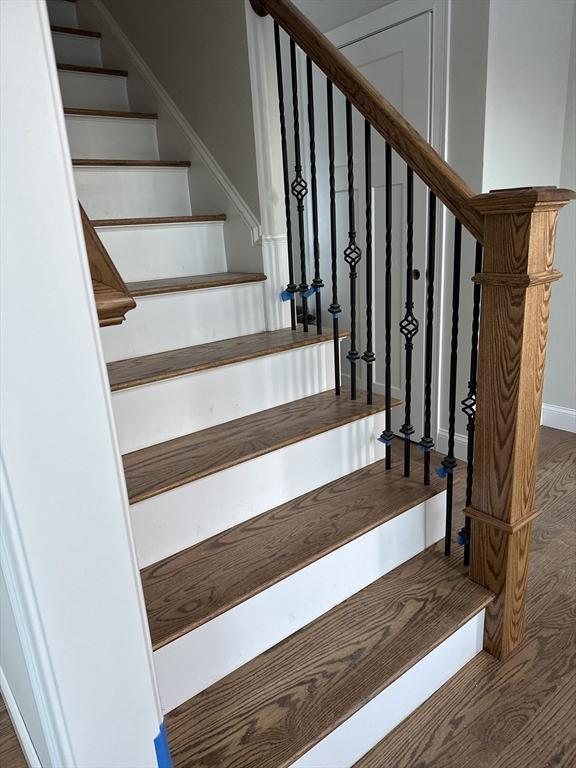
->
45, 0, 574, 766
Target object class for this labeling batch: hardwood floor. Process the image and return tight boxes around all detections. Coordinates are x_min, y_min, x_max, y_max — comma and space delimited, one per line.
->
355, 426, 576, 768
0, 696, 27, 768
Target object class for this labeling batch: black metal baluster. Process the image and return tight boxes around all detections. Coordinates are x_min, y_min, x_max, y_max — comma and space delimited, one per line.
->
327, 80, 341, 395
438, 219, 462, 556
378, 142, 394, 466
399, 168, 418, 477
344, 99, 361, 399
420, 191, 437, 484
289, 39, 309, 331
459, 241, 483, 565
306, 57, 323, 333
273, 23, 297, 329
362, 120, 375, 405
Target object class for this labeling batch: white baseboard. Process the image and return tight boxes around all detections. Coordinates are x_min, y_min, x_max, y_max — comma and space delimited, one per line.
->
435, 428, 468, 462
0, 670, 42, 768
541, 403, 576, 433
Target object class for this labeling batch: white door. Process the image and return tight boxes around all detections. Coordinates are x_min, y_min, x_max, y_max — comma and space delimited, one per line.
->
308, 11, 435, 441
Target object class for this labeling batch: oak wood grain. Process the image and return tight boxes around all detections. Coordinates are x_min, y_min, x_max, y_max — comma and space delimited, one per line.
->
468, 187, 574, 658
354, 427, 576, 768
107, 327, 349, 391
126, 272, 266, 297
142, 456, 444, 649
72, 159, 191, 167
251, 0, 483, 242
65, 108, 158, 119
51, 24, 100, 37
56, 63, 127, 76
92, 214, 226, 227
80, 204, 135, 326
165, 548, 492, 768
124, 389, 393, 504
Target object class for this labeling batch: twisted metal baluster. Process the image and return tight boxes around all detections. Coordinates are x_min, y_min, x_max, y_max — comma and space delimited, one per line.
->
459, 241, 483, 565
438, 219, 462, 556
289, 39, 309, 331
344, 99, 361, 399
273, 23, 296, 328
420, 191, 437, 484
379, 142, 394, 465
306, 57, 323, 333
327, 81, 341, 395
399, 168, 419, 477
362, 120, 375, 405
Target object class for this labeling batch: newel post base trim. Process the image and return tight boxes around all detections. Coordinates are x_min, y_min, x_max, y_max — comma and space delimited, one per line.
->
468, 186, 575, 660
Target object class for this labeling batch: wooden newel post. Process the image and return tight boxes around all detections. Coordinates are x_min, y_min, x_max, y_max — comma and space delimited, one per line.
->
467, 186, 575, 659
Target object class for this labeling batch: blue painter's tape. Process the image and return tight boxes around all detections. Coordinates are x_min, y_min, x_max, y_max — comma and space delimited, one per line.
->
154, 722, 173, 768
377, 436, 392, 446
280, 289, 293, 302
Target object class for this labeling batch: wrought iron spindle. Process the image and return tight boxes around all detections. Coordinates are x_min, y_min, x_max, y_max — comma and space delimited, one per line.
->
459, 241, 483, 565
273, 22, 297, 329
344, 99, 361, 399
327, 80, 341, 395
420, 191, 437, 484
362, 120, 375, 404
306, 56, 323, 333
399, 167, 418, 477
289, 38, 309, 331
438, 219, 462, 556
379, 142, 394, 466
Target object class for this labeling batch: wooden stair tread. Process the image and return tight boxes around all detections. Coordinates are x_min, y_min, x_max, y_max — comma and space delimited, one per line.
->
64, 108, 158, 120
126, 272, 266, 297
107, 328, 349, 391
124, 389, 392, 504
51, 25, 101, 37
142, 459, 444, 649
92, 214, 226, 227
72, 159, 191, 167
165, 549, 493, 768
57, 63, 127, 76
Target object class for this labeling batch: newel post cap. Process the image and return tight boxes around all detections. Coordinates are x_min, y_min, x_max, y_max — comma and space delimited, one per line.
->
249, 0, 269, 16
471, 186, 576, 215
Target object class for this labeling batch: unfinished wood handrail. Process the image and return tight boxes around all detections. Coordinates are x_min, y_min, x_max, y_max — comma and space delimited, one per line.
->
250, 0, 484, 243
80, 204, 136, 326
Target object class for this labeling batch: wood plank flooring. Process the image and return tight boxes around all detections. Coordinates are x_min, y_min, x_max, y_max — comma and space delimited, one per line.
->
165, 548, 492, 768
126, 272, 266, 297
0, 696, 27, 768
142, 457, 444, 649
124, 389, 393, 503
355, 426, 576, 768
107, 327, 349, 391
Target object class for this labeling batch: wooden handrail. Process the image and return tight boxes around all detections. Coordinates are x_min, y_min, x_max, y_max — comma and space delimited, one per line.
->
250, 0, 484, 243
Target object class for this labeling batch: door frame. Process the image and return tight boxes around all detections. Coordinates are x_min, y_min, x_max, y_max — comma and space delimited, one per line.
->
320, 0, 451, 449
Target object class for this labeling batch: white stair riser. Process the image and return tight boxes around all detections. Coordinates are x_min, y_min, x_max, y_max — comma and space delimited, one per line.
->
65, 115, 159, 160
57, 71, 129, 111
97, 222, 227, 281
52, 32, 102, 67
131, 414, 386, 568
47, 0, 77, 27
73, 166, 192, 220
101, 283, 266, 362
294, 613, 485, 767
113, 342, 335, 453
154, 493, 447, 713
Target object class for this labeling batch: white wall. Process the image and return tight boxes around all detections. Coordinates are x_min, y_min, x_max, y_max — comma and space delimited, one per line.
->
0, 1, 163, 765
293, 0, 396, 32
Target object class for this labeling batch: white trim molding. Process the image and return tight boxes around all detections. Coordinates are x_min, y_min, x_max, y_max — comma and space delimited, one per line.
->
541, 403, 576, 433
89, 0, 262, 244
436, 428, 468, 462
0, 669, 42, 768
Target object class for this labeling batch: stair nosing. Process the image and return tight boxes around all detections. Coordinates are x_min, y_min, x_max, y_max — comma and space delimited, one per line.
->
164, 548, 493, 767
51, 24, 101, 37
125, 272, 267, 298
57, 63, 128, 77
72, 159, 191, 168
124, 389, 395, 505
92, 214, 226, 227
108, 328, 350, 391
142, 459, 445, 650
64, 108, 158, 120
